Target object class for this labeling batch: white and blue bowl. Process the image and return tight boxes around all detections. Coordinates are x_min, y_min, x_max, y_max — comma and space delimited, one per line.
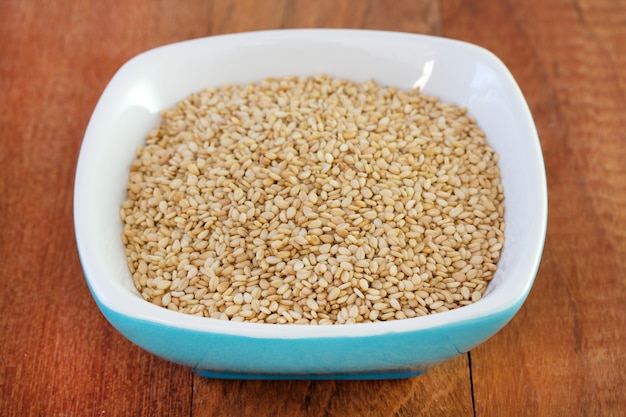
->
74, 29, 547, 379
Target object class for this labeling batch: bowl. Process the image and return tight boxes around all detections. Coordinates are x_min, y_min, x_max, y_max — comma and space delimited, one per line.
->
74, 29, 547, 379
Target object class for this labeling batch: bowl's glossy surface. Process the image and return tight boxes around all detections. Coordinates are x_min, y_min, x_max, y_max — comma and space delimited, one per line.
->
74, 29, 547, 379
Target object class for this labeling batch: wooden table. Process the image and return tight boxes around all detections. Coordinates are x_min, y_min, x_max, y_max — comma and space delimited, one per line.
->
1, 1, 624, 415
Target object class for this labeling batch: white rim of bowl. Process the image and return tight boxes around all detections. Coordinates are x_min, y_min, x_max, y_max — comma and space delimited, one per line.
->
74, 29, 548, 339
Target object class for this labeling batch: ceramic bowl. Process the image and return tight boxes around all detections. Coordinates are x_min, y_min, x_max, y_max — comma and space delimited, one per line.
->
74, 29, 547, 379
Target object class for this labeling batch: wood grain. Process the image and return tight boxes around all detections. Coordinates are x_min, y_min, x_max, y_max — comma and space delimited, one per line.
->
192, 356, 472, 417
1, 0, 625, 416
442, 0, 626, 415
211, 0, 439, 34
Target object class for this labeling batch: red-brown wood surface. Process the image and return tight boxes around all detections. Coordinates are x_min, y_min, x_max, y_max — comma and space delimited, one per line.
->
1, 1, 624, 416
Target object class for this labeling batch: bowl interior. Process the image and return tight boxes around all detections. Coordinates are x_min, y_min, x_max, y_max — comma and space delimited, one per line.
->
74, 29, 547, 338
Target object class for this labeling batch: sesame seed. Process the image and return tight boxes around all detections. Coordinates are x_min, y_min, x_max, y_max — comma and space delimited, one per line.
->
122, 75, 504, 324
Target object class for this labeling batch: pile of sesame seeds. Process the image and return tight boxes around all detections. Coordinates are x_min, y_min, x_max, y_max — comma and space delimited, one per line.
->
120, 75, 505, 325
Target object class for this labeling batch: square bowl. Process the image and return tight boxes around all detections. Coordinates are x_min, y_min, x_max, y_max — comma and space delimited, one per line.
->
74, 29, 547, 379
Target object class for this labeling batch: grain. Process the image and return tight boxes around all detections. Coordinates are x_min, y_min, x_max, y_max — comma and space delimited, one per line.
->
121, 75, 505, 324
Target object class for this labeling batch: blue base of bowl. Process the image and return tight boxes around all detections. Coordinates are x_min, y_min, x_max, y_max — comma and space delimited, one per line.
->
193, 368, 427, 380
